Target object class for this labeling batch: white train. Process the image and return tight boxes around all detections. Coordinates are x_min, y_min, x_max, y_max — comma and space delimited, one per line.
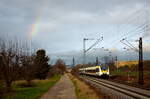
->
79, 65, 109, 78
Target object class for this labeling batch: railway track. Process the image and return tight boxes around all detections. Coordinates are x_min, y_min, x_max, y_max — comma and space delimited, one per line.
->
80, 75, 150, 99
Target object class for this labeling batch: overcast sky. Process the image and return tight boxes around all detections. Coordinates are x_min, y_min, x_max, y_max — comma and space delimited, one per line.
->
0, 0, 150, 64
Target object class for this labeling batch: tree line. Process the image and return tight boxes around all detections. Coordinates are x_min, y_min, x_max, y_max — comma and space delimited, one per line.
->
0, 37, 66, 95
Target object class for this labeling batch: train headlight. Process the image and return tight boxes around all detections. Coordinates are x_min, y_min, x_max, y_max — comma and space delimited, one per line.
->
102, 70, 107, 73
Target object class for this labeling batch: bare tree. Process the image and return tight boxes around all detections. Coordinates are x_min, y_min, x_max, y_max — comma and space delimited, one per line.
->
51, 59, 66, 75
20, 55, 36, 86
0, 38, 20, 91
18, 40, 37, 86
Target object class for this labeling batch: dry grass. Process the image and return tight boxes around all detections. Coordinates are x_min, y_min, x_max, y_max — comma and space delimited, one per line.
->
68, 73, 101, 99
116, 60, 138, 67
13, 78, 58, 87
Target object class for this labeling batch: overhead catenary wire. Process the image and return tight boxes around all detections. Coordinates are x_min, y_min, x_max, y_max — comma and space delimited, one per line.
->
117, 9, 146, 35
125, 39, 138, 50
120, 39, 138, 52
85, 37, 103, 53
108, 9, 150, 49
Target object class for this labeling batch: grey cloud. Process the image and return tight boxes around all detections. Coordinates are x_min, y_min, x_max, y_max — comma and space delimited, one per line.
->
0, 0, 150, 64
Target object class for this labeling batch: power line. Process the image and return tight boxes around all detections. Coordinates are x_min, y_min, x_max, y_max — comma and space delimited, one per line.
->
108, 9, 150, 48
125, 39, 138, 51
120, 39, 138, 52
83, 36, 103, 64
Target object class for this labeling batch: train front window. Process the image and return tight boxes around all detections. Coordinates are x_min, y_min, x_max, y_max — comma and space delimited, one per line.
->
101, 66, 108, 70
96, 68, 99, 72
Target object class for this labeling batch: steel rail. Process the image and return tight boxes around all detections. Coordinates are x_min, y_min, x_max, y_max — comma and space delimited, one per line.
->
80, 76, 150, 99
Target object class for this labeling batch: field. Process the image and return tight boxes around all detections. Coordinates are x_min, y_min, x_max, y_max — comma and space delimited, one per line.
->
116, 60, 150, 69
111, 70, 150, 87
116, 60, 138, 67
110, 60, 150, 87
2, 75, 61, 99
111, 70, 150, 77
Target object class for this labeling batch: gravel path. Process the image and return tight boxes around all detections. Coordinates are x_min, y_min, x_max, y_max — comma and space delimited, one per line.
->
41, 74, 76, 99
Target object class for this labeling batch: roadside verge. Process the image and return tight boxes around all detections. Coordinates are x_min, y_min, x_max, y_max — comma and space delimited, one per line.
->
68, 73, 101, 99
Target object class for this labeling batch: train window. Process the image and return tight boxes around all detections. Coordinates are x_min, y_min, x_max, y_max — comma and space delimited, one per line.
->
101, 66, 108, 70
96, 68, 99, 72
86, 69, 96, 73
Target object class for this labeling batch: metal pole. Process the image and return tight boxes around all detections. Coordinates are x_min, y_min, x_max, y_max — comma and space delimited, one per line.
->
138, 37, 144, 85
83, 38, 86, 65
72, 57, 75, 67
115, 56, 118, 70
96, 57, 99, 65
82, 37, 103, 66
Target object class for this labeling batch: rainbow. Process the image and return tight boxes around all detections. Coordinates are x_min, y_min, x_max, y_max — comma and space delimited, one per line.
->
28, 0, 48, 39
28, 16, 41, 39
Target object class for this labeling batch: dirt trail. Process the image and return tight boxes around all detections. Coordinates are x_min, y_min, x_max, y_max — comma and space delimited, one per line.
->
41, 74, 76, 99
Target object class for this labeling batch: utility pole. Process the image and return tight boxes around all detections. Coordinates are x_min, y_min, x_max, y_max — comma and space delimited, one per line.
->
83, 37, 103, 65
115, 56, 118, 70
83, 38, 86, 65
96, 57, 99, 65
120, 37, 144, 85
138, 37, 144, 85
72, 57, 75, 67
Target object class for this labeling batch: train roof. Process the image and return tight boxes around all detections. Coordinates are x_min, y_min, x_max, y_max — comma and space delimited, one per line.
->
79, 65, 101, 70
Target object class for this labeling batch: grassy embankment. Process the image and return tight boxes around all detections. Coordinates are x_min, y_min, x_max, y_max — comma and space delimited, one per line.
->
68, 73, 100, 99
112, 60, 150, 77
2, 75, 61, 99
111, 60, 150, 86
111, 70, 150, 77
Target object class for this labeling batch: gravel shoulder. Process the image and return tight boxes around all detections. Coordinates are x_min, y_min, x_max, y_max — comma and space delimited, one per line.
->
41, 74, 76, 99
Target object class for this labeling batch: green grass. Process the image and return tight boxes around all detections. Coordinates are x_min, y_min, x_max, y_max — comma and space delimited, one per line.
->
3, 75, 61, 99
111, 71, 150, 77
